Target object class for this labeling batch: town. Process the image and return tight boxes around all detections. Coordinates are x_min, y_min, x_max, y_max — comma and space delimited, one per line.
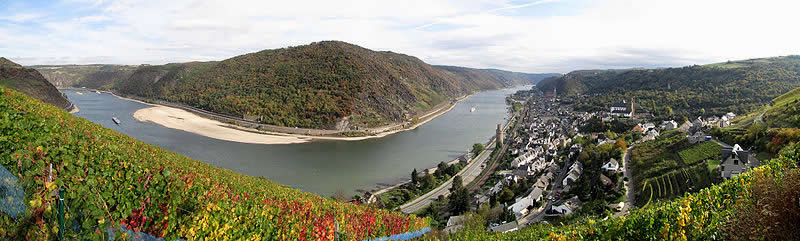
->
357, 86, 761, 234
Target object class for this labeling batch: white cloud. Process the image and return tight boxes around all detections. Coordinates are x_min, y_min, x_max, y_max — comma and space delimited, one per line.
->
2, 0, 799, 73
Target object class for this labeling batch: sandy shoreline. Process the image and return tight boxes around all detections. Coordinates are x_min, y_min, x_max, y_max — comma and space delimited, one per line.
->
132, 94, 471, 144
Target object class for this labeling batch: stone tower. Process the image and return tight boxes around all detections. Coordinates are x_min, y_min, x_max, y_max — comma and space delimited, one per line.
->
496, 124, 503, 144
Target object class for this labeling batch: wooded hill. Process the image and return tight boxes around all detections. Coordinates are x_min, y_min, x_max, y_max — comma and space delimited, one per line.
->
32, 64, 138, 90
113, 41, 555, 129
537, 56, 800, 119
0, 57, 73, 111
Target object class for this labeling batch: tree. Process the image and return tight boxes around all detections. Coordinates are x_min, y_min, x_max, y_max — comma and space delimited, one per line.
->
411, 168, 418, 186
500, 188, 514, 205
615, 138, 627, 150
472, 143, 485, 156
451, 175, 463, 192
435, 162, 447, 177
448, 186, 470, 215
421, 173, 435, 190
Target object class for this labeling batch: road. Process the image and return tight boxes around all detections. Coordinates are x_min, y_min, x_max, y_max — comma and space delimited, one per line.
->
399, 113, 518, 214
399, 140, 497, 213
614, 145, 635, 218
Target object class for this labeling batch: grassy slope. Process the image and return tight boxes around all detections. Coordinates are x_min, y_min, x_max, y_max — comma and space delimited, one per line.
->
0, 87, 427, 240
448, 147, 798, 240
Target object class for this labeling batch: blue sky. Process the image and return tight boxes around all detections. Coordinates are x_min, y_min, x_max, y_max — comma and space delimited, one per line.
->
1, 0, 799, 73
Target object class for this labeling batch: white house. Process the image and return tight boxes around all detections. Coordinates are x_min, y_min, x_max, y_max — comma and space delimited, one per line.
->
511, 151, 536, 168
725, 112, 736, 120
602, 158, 620, 172
719, 144, 760, 179
508, 196, 534, 218
508, 187, 545, 219
562, 162, 583, 187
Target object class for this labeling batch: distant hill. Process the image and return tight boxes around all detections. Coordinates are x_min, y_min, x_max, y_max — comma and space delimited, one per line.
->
116, 41, 549, 130
538, 56, 800, 118
434, 65, 558, 86
0, 57, 73, 110
32, 64, 137, 90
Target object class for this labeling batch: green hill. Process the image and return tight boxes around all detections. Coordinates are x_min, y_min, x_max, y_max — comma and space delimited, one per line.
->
32, 64, 137, 90
763, 86, 800, 128
115, 41, 551, 130
0, 86, 427, 240
537, 56, 800, 118
0, 57, 74, 111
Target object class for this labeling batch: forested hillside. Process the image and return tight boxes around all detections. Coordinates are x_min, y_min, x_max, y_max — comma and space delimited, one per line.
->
0, 57, 73, 110
33, 65, 137, 90
116, 41, 549, 129
538, 56, 800, 119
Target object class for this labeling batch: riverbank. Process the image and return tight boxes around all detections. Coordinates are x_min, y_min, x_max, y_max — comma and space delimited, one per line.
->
130, 93, 471, 144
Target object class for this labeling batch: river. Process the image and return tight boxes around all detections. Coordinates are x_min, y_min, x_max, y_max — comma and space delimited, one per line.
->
62, 85, 531, 196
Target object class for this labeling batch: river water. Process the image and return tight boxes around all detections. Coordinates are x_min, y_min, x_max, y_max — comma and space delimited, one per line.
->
62, 85, 530, 196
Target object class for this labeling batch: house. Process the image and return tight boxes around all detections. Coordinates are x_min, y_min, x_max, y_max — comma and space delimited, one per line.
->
550, 196, 582, 216
562, 162, 583, 187
725, 112, 736, 120
489, 221, 519, 233
694, 116, 706, 126
661, 120, 678, 130
444, 215, 468, 233
642, 122, 656, 132
679, 120, 694, 133
488, 180, 505, 195
719, 144, 760, 179
511, 151, 536, 168
687, 130, 708, 144
609, 102, 634, 117
602, 158, 619, 172
508, 187, 545, 219
508, 196, 534, 218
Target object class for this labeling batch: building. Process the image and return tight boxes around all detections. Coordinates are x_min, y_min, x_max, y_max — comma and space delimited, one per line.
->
719, 144, 760, 179
550, 196, 582, 216
602, 158, 619, 172
489, 221, 519, 233
661, 120, 678, 130
444, 215, 468, 233
497, 124, 504, 144
562, 162, 583, 187
687, 130, 709, 144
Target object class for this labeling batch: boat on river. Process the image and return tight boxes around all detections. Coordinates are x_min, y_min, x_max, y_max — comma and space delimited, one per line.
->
112, 117, 121, 125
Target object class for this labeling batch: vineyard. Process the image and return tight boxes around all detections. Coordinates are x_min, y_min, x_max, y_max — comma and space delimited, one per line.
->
446, 145, 799, 240
0, 87, 428, 240
678, 141, 722, 166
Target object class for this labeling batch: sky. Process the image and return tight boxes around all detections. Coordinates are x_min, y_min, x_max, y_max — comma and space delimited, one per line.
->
1, 0, 799, 73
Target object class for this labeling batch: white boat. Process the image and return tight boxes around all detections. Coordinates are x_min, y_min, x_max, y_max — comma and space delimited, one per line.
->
95, 91, 101, 94
112, 117, 121, 125
470, 107, 476, 112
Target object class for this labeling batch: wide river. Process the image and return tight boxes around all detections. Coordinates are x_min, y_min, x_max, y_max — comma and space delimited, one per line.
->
62, 85, 531, 196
